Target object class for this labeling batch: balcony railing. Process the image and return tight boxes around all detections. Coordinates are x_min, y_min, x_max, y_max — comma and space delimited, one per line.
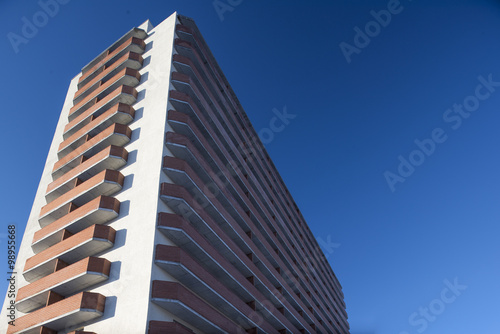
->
148, 321, 196, 334
155, 244, 280, 332
32, 196, 120, 253
39, 170, 124, 226
7, 292, 105, 334
16, 257, 110, 313
58, 104, 134, 159
151, 281, 243, 334
46, 146, 128, 202
52, 123, 131, 179
80, 33, 146, 87
24, 224, 115, 282
74, 52, 143, 104
69, 68, 140, 120
65, 86, 137, 137
156, 212, 298, 333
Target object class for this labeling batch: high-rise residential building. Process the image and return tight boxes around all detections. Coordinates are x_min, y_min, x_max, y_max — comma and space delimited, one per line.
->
1, 12, 349, 334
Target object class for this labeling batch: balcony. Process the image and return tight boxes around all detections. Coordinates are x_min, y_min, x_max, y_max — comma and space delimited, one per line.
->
151, 280, 243, 334
163, 134, 217, 195
148, 321, 195, 334
80, 30, 146, 86
65, 86, 137, 138
157, 212, 252, 293
170, 105, 345, 330
167, 111, 340, 331
175, 47, 348, 326
16, 257, 110, 313
156, 213, 297, 333
160, 183, 254, 270
7, 292, 105, 334
74, 52, 143, 104
58, 103, 135, 159
32, 196, 120, 253
39, 170, 124, 226
69, 68, 141, 120
24, 224, 115, 282
161, 155, 264, 263
159, 186, 312, 331
163, 134, 323, 311
52, 123, 131, 179
155, 244, 279, 332
46, 146, 128, 202
173, 38, 198, 66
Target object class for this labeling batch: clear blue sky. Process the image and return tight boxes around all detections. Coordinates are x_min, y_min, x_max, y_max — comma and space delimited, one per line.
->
1, 0, 499, 333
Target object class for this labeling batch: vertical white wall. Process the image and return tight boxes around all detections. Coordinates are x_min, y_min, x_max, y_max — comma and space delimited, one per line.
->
82, 12, 179, 334
136, 14, 204, 333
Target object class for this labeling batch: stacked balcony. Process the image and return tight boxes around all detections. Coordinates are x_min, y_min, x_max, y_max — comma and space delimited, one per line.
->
16, 257, 111, 313
9, 27, 147, 334
150, 18, 349, 334
8, 292, 105, 334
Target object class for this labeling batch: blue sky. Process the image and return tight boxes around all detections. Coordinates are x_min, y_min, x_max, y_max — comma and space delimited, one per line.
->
1, 0, 499, 333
